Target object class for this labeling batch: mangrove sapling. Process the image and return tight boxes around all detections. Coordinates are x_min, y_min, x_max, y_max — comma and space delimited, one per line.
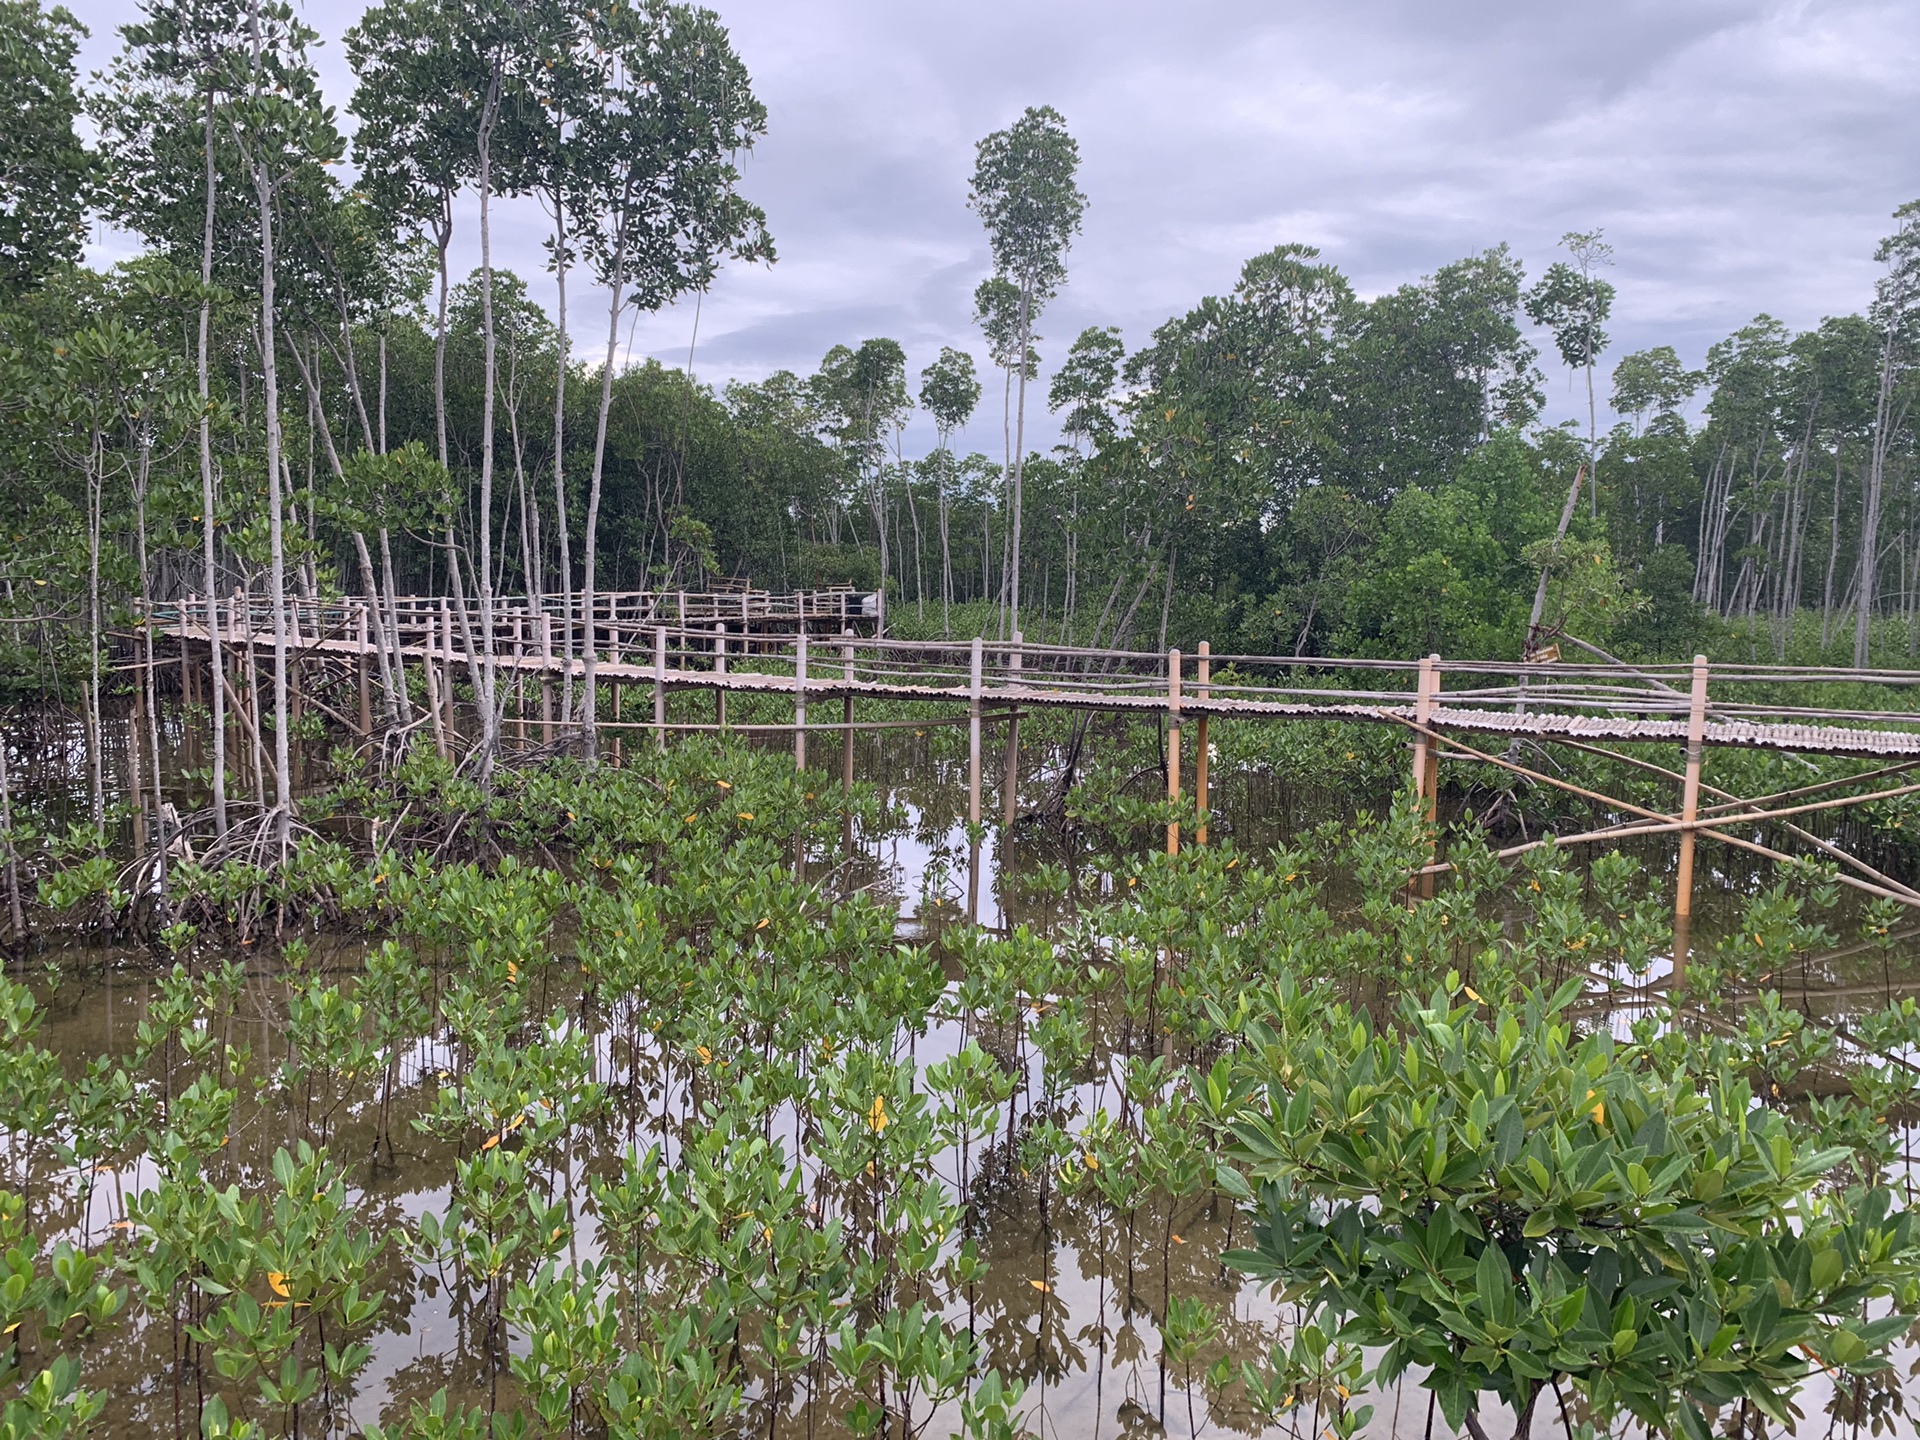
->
359, 941, 432, 1163
0, 979, 63, 1226
1158, 1294, 1220, 1437
0, 1189, 119, 1440
282, 979, 378, 1146
59, 1056, 140, 1243
1222, 977, 1920, 1440
418, 1146, 568, 1407
504, 1260, 623, 1438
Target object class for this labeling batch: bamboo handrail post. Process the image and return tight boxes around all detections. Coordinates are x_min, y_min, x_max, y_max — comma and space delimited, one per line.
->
424, 640, 449, 759
439, 600, 457, 744
539, 612, 554, 742
510, 612, 525, 742
794, 630, 808, 771
1406, 654, 1439, 899
842, 630, 856, 804
1002, 632, 1023, 830
968, 636, 983, 923
1167, 648, 1182, 856
180, 595, 195, 709
652, 626, 667, 753
714, 624, 728, 731
356, 603, 372, 737
1674, 654, 1710, 980
1196, 641, 1211, 845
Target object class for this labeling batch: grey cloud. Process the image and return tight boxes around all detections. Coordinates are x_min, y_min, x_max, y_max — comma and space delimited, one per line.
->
75, 0, 1920, 455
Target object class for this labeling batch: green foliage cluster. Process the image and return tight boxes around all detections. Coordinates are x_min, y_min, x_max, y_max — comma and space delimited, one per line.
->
0, 738, 1916, 1436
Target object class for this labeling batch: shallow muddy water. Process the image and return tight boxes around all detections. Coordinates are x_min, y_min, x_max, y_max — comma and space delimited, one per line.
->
9, 703, 1920, 1439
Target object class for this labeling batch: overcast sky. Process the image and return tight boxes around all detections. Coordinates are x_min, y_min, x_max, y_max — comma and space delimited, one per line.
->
76, 0, 1920, 457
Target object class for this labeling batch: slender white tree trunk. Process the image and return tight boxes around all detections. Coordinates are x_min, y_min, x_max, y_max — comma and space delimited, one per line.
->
583, 220, 630, 764
474, 70, 504, 778
197, 90, 229, 842
1009, 287, 1032, 637
551, 183, 576, 729
1856, 336, 1897, 667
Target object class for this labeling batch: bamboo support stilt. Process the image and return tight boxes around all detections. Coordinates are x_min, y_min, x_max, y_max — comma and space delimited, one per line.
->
424, 644, 449, 759
842, 631, 857, 853
1167, 648, 1182, 856
356, 603, 372, 738
539, 612, 554, 742
968, 636, 983, 924
1674, 654, 1710, 980
1002, 633, 1023, 830
1411, 654, 1441, 898
437, 600, 456, 744
714, 624, 727, 731
512, 613, 526, 742
180, 598, 194, 708
794, 631, 808, 771
653, 626, 667, 753
842, 631, 856, 790
1195, 641, 1210, 846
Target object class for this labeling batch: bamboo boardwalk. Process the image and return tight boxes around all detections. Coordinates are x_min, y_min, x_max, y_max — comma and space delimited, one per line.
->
155, 591, 1920, 951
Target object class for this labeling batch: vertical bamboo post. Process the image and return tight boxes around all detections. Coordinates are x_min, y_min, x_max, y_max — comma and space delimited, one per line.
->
1195, 641, 1211, 845
714, 624, 728, 731
180, 594, 194, 708
129, 675, 148, 856
794, 630, 808, 771
1166, 649, 1182, 856
1001, 632, 1023, 829
841, 630, 857, 853
1410, 653, 1441, 899
1409, 654, 1436, 804
287, 596, 304, 737
968, 636, 983, 923
511, 613, 526, 742
653, 626, 668, 752
439, 600, 457, 743
841, 630, 856, 796
424, 642, 449, 758
610, 607, 623, 763
240, 589, 266, 803
1674, 654, 1710, 982
539, 612, 554, 742
356, 603, 372, 737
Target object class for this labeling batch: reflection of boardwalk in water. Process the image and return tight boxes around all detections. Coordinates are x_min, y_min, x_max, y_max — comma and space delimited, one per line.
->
157, 592, 1920, 959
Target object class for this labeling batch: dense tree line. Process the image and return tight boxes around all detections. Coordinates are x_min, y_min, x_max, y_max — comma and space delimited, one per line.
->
2, 0, 1918, 778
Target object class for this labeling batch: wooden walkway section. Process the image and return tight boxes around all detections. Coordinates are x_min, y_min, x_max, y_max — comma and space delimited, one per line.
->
155, 592, 1920, 945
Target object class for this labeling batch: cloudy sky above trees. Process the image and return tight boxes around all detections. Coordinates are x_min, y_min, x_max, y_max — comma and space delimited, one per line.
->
79, 0, 1920, 454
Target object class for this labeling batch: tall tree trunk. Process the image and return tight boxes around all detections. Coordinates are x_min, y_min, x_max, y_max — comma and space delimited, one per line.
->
432, 205, 453, 470
352, 531, 402, 724
868, 469, 890, 635
1856, 333, 1899, 668
1821, 442, 1844, 651
197, 89, 228, 842
550, 182, 576, 730
132, 436, 168, 905
378, 528, 409, 725
378, 331, 388, 453
242, 62, 293, 853
1008, 286, 1033, 638
583, 217, 632, 763
84, 433, 104, 835
907, 476, 925, 623
473, 68, 504, 779
935, 446, 953, 634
